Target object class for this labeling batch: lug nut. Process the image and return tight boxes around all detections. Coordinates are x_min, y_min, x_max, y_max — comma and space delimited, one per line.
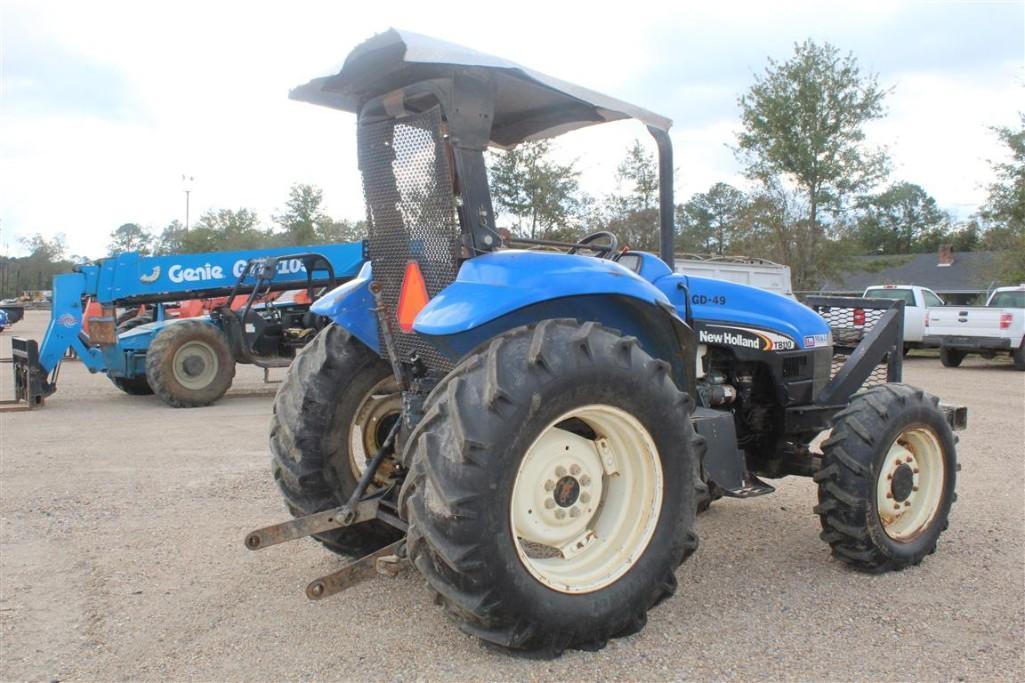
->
570, 507, 581, 518
580, 492, 591, 504
544, 499, 556, 509
904, 501, 911, 507
885, 493, 892, 499
913, 469, 919, 474
887, 473, 893, 480
555, 509, 566, 520
893, 504, 901, 510
906, 456, 913, 463
579, 475, 591, 486
544, 479, 555, 491
912, 486, 919, 492
570, 464, 581, 475
555, 466, 567, 477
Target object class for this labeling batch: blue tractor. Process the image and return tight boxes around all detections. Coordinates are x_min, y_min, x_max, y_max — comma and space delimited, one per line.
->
246, 30, 966, 654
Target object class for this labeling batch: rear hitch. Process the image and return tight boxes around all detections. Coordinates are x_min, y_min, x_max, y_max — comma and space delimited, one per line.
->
244, 420, 407, 599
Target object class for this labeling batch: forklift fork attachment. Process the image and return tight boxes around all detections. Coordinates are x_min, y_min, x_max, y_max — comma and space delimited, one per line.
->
305, 540, 405, 601
244, 498, 381, 550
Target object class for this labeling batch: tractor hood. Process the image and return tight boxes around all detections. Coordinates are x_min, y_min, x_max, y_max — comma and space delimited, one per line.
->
290, 28, 671, 147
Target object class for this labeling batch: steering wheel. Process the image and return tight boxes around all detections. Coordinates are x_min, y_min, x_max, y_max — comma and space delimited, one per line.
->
568, 231, 619, 258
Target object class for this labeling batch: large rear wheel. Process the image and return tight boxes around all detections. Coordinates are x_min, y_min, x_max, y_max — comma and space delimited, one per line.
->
400, 320, 700, 654
270, 325, 404, 556
145, 320, 235, 407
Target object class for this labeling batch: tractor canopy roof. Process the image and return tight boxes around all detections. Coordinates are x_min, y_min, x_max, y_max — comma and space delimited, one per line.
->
290, 28, 671, 147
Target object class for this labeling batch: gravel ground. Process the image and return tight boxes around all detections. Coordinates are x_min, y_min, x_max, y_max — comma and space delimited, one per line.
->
1, 310, 1023, 681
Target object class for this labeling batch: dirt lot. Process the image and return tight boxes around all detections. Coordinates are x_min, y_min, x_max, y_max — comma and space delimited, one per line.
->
1, 310, 1023, 681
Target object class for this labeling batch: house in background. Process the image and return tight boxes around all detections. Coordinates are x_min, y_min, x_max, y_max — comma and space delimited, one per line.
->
815, 246, 1004, 305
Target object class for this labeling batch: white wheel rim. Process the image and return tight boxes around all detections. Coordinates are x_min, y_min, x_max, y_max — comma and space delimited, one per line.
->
875, 426, 945, 541
348, 376, 402, 482
510, 404, 663, 594
172, 340, 218, 390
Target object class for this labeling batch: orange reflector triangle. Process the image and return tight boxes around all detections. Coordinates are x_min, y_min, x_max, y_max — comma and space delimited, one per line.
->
397, 260, 430, 333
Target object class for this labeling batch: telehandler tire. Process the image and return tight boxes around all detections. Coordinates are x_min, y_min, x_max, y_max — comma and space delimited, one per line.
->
111, 375, 154, 395
939, 347, 965, 367
145, 320, 235, 407
814, 383, 957, 573
400, 320, 701, 654
270, 325, 404, 557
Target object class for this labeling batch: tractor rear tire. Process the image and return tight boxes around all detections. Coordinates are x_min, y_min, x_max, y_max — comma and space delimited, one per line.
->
111, 375, 154, 396
269, 325, 404, 557
400, 320, 700, 654
814, 383, 957, 573
939, 347, 965, 368
145, 320, 235, 407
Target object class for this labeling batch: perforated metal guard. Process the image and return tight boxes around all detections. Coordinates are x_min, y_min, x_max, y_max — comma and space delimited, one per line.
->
813, 304, 890, 388
358, 107, 460, 372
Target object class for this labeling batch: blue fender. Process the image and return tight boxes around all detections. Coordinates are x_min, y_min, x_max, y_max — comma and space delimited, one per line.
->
310, 261, 380, 353
413, 250, 671, 335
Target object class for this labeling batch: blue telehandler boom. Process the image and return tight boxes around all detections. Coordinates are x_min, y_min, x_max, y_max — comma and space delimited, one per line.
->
8, 242, 365, 409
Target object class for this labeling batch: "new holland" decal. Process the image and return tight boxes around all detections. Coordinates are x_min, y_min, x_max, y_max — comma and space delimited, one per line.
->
698, 324, 797, 351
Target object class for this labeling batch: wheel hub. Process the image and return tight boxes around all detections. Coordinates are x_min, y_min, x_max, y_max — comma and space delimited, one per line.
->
890, 463, 914, 502
553, 476, 581, 508
182, 355, 206, 377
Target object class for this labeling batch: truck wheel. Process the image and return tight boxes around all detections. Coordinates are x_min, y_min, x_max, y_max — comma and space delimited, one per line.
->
939, 347, 965, 368
1013, 342, 1025, 371
145, 320, 235, 407
111, 375, 154, 396
270, 325, 404, 557
400, 320, 700, 654
814, 383, 957, 572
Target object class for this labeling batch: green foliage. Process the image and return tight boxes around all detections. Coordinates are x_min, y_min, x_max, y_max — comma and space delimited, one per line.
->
979, 114, 1025, 282
592, 141, 661, 251
108, 223, 153, 256
0, 233, 73, 298
677, 182, 749, 254
183, 208, 270, 252
489, 140, 582, 240
275, 184, 326, 245
853, 182, 949, 254
737, 40, 890, 225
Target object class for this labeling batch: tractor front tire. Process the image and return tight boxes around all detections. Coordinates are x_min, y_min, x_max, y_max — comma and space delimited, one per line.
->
400, 320, 700, 654
111, 375, 154, 396
145, 320, 235, 407
939, 347, 965, 368
269, 325, 404, 557
814, 383, 957, 573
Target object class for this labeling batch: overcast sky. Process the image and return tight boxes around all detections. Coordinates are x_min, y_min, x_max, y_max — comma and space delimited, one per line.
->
1, 0, 1022, 258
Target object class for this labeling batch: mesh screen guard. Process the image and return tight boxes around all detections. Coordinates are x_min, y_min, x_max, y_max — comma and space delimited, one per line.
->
358, 107, 461, 373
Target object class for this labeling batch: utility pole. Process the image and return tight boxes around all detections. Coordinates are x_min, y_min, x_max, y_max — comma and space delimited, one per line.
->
182, 174, 195, 234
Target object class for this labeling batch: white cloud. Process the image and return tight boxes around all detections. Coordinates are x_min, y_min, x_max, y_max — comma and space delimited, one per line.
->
1, 0, 1021, 257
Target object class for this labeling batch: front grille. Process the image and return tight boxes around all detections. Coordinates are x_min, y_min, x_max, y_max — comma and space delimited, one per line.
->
358, 107, 461, 373
782, 355, 807, 378
812, 303, 891, 388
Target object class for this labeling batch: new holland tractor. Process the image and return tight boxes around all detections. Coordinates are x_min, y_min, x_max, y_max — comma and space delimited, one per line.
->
246, 30, 966, 654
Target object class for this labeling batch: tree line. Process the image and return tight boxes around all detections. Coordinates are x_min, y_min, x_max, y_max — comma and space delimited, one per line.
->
4, 40, 1022, 299
488, 41, 1024, 289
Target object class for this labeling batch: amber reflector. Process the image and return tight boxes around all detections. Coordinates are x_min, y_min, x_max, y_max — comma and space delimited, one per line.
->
397, 260, 430, 333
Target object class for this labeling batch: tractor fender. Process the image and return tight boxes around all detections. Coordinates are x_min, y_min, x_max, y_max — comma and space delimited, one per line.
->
414, 252, 696, 391
414, 250, 673, 334
310, 261, 380, 353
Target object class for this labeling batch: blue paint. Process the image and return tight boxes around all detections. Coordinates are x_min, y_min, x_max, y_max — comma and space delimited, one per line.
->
413, 250, 670, 335
311, 261, 380, 352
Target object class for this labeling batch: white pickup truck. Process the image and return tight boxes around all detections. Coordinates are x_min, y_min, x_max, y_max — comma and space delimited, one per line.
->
862, 285, 945, 350
824, 285, 943, 351
924, 285, 1025, 370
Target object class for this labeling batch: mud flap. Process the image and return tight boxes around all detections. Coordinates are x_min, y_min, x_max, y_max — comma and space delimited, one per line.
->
692, 407, 774, 498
